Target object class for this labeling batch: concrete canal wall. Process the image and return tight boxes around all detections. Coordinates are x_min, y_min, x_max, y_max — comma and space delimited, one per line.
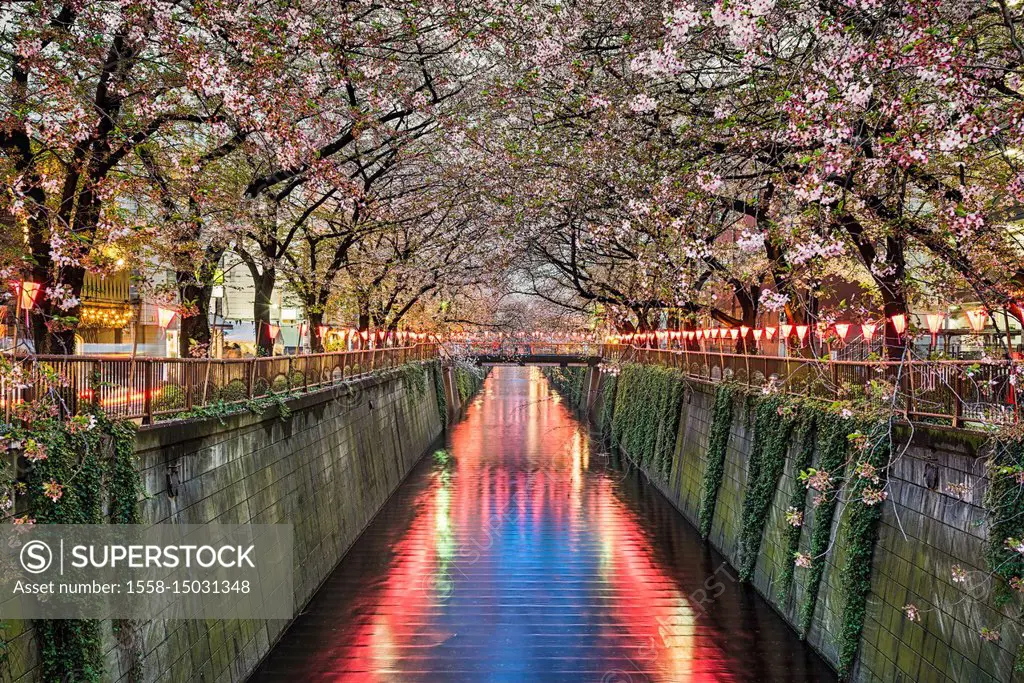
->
549, 365, 1022, 683
1, 362, 449, 682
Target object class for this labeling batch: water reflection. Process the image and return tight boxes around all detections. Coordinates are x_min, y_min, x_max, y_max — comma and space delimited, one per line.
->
251, 367, 835, 682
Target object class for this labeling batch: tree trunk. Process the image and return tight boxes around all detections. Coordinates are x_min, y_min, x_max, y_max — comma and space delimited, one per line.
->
307, 308, 325, 353
177, 274, 213, 358
30, 266, 85, 355
253, 270, 276, 356
880, 237, 908, 359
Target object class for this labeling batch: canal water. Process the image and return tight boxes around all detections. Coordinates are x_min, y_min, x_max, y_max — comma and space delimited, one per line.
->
251, 367, 835, 682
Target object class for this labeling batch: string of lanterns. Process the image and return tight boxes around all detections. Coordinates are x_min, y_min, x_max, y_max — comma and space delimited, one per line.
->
603, 310, 995, 347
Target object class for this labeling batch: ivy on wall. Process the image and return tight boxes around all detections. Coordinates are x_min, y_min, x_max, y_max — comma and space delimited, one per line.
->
399, 362, 429, 398
597, 371, 898, 678
598, 373, 618, 440
799, 412, 852, 635
836, 421, 891, 679
18, 411, 142, 682
454, 365, 483, 404
738, 396, 796, 581
432, 361, 448, 429
609, 364, 686, 484
777, 411, 818, 601
697, 384, 735, 539
986, 436, 1024, 597
547, 367, 587, 409
984, 435, 1024, 673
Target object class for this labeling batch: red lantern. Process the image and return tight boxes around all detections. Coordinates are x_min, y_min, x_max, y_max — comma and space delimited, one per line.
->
13, 281, 43, 311
891, 313, 907, 336
834, 323, 851, 342
317, 325, 330, 339
861, 322, 877, 343
266, 323, 281, 341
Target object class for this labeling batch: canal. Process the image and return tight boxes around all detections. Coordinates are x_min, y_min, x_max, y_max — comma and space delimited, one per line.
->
250, 366, 835, 682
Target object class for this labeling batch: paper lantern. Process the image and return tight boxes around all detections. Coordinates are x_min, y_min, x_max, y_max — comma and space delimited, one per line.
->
317, 325, 330, 339
891, 313, 907, 336
965, 308, 988, 333
861, 322, 877, 343
753, 329, 764, 343
156, 307, 177, 328
13, 281, 43, 310
266, 323, 281, 341
834, 323, 851, 341
764, 326, 777, 340
926, 313, 944, 335
780, 324, 794, 339
729, 328, 740, 340
739, 325, 750, 339
795, 325, 809, 345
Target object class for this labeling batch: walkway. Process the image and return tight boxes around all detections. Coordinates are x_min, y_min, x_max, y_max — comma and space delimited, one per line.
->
250, 366, 834, 681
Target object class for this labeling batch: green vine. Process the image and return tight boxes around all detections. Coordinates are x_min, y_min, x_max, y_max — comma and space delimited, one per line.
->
22, 412, 139, 681
738, 396, 796, 581
104, 416, 144, 682
697, 384, 735, 539
454, 365, 484, 404
778, 410, 818, 601
546, 367, 588, 409
0, 405, 146, 682
798, 412, 852, 635
432, 361, 448, 429
985, 436, 1024, 602
598, 372, 618, 441
609, 364, 686, 483
399, 362, 429, 397
836, 420, 890, 678
163, 389, 295, 424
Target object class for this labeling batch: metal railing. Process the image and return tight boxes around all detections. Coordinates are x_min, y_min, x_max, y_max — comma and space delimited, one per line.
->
5, 340, 1018, 428
603, 345, 1019, 428
2, 344, 438, 424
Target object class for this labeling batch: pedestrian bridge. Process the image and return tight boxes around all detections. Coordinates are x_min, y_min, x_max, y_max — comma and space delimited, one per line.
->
453, 343, 604, 367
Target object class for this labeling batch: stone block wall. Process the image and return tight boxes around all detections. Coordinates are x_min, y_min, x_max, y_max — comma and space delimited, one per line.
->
581, 368, 1022, 683
0, 363, 443, 683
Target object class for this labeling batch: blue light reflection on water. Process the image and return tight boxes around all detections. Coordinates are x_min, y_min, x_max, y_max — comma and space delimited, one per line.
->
250, 366, 835, 682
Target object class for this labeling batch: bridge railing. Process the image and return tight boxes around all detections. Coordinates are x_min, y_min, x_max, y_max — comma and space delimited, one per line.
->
612, 345, 1018, 427
447, 342, 605, 358
1, 344, 438, 424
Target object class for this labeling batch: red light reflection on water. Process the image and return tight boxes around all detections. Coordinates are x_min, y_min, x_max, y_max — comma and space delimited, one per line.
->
302, 367, 729, 680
